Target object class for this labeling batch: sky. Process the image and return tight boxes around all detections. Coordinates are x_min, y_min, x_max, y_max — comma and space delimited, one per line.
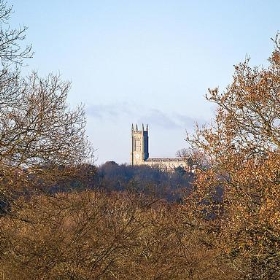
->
10, 0, 280, 165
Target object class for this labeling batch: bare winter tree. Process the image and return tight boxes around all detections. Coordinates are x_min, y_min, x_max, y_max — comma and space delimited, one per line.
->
1, 72, 92, 168
0, 1, 93, 190
0, 0, 32, 67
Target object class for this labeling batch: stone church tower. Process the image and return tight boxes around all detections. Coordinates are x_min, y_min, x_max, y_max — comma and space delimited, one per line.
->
131, 124, 149, 165
130, 123, 190, 171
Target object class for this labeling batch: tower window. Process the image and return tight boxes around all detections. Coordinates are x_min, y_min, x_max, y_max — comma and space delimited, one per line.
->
135, 140, 141, 151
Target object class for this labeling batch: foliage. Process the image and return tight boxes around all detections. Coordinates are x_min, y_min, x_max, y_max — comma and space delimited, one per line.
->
0, 190, 236, 279
186, 33, 280, 279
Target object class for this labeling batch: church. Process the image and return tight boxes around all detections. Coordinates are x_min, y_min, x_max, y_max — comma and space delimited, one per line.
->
130, 124, 188, 171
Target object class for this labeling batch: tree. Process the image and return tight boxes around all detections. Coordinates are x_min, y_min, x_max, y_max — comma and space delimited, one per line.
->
0, 0, 32, 67
0, 1, 93, 194
176, 148, 210, 171
0, 3, 95, 277
1, 72, 92, 168
186, 33, 280, 279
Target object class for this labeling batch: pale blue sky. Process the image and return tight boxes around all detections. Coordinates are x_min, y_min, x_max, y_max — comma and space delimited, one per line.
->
11, 0, 280, 164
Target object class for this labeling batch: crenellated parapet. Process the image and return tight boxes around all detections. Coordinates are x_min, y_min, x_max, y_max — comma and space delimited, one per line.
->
130, 124, 188, 171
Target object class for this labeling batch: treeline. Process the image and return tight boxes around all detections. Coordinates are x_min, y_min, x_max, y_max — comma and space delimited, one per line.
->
0, 162, 193, 216
96, 161, 194, 202
25, 161, 193, 202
